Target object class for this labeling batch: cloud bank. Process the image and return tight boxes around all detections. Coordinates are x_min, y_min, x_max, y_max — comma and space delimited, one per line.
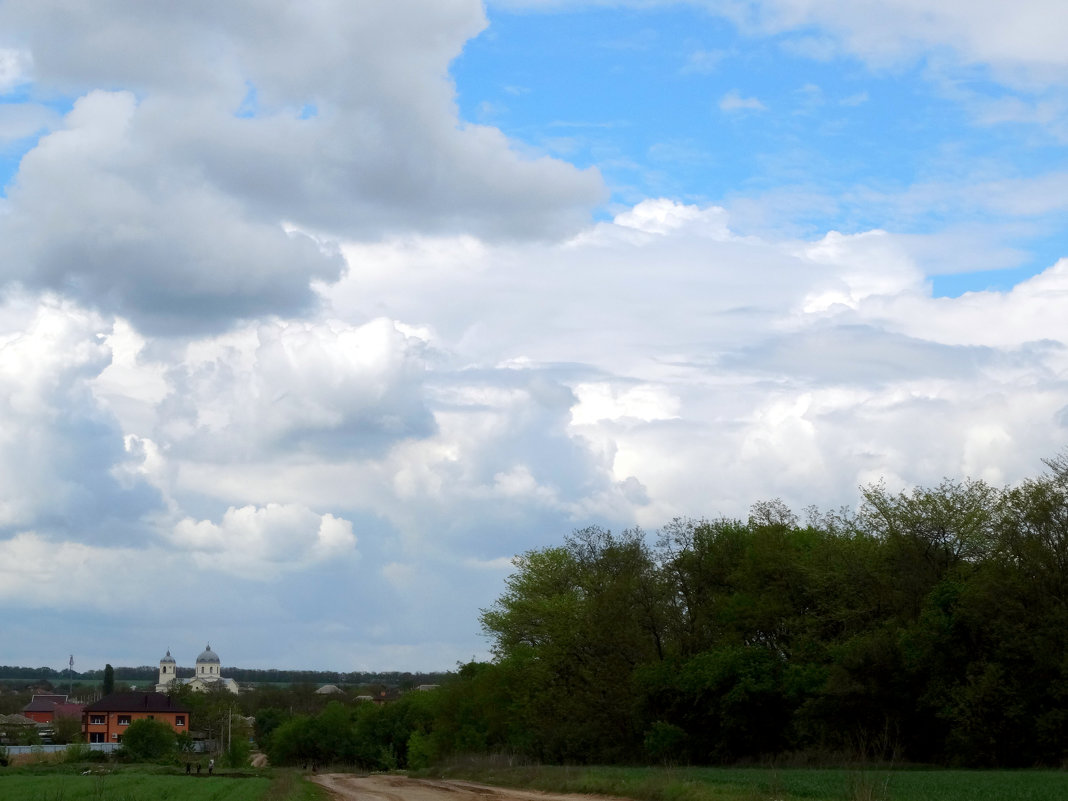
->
1, 1, 1067, 670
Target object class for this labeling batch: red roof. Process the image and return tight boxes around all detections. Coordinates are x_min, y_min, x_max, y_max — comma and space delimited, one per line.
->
84, 692, 189, 714
23, 694, 68, 713
53, 703, 84, 718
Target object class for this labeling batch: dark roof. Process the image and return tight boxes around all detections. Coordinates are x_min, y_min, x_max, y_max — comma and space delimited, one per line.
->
84, 692, 189, 714
23, 694, 68, 712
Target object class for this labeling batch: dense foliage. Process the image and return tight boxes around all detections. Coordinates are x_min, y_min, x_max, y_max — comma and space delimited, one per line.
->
464, 463, 1068, 767
120, 718, 177, 761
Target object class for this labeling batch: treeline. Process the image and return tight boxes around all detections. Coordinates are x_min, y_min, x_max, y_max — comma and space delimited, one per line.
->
264, 458, 1068, 769
1, 665, 449, 688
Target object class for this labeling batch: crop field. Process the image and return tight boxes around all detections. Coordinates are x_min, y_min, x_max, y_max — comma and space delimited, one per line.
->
434, 761, 1068, 801
0, 769, 328, 801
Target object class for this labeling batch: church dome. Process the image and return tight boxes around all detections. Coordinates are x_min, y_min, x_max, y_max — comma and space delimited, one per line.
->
196, 644, 221, 664
160, 650, 176, 664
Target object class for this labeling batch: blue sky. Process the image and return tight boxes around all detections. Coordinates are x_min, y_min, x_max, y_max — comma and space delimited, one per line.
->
452, 3, 1068, 295
2, 1, 1068, 672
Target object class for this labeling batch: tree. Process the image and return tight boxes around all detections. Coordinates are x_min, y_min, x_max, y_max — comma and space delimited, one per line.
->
121, 718, 176, 761
103, 664, 115, 696
52, 713, 84, 744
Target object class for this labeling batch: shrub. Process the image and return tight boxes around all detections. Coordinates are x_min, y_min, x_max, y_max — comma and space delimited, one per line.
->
121, 718, 177, 761
64, 741, 91, 762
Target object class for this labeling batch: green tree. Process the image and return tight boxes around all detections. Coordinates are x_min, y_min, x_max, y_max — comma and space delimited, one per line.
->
121, 718, 176, 761
103, 664, 114, 696
52, 713, 84, 745
253, 707, 291, 752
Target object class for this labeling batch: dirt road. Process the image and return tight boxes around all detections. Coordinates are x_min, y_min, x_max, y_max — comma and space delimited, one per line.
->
311, 774, 620, 801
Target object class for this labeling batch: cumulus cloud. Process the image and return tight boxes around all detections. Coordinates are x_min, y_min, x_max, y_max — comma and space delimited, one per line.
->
4, 192, 1068, 666
0, 0, 603, 334
3, 0, 1068, 672
0, 296, 162, 539
157, 317, 435, 462
170, 504, 357, 579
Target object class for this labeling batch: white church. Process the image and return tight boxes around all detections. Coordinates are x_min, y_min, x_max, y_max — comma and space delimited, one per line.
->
156, 644, 239, 694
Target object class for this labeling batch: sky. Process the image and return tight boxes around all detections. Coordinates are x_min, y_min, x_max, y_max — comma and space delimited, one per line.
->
2, 0, 1068, 673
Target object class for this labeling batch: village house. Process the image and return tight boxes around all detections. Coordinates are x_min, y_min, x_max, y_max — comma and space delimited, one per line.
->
21, 694, 84, 725
82, 691, 190, 744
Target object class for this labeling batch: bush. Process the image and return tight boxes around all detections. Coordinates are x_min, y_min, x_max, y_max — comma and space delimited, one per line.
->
121, 718, 177, 761
644, 721, 687, 764
64, 741, 91, 762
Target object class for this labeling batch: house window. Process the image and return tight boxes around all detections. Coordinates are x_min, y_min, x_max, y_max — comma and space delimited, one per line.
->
89, 732, 105, 743
176, 716, 185, 726
90, 715, 105, 725
118, 715, 131, 725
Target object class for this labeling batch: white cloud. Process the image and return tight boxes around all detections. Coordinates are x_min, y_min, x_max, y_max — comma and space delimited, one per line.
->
0, 532, 176, 610
171, 504, 357, 579
0, 295, 161, 535
745, 0, 1068, 83
0, 1, 603, 334
494, 1, 1068, 89
0, 47, 30, 92
720, 90, 767, 112
4, 191, 1068, 667
682, 48, 726, 74
159, 317, 435, 462
3, 0, 1068, 673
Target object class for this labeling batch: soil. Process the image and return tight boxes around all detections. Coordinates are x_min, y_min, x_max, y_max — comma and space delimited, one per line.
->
310, 774, 619, 801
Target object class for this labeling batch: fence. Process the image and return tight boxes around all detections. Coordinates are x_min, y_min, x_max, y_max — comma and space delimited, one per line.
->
5, 742, 121, 755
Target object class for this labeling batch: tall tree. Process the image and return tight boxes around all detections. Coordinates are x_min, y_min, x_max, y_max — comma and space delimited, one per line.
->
103, 664, 114, 696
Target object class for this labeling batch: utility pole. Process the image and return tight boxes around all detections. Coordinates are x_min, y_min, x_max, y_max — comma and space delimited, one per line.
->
68, 655, 73, 696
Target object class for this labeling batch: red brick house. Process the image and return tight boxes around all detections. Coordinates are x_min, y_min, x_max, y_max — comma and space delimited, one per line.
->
82, 692, 190, 744
22, 694, 84, 725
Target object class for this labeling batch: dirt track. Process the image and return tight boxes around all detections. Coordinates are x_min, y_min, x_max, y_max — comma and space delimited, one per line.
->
310, 774, 619, 801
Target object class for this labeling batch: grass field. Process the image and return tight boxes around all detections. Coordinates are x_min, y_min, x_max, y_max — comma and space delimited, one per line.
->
0, 766, 324, 801
432, 759, 1068, 801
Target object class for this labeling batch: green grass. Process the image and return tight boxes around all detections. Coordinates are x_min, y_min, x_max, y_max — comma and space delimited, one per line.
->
0, 765, 326, 801
430, 759, 1068, 801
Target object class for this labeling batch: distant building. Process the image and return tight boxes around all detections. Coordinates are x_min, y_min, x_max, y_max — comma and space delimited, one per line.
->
316, 684, 343, 694
155, 645, 239, 694
22, 694, 84, 725
0, 713, 38, 744
82, 692, 190, 744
